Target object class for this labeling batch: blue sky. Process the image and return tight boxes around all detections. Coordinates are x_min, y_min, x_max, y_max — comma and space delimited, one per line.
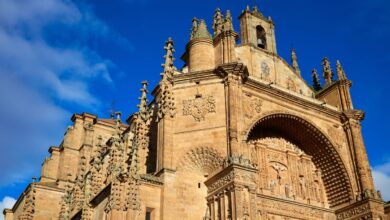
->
0, 0, 389, 213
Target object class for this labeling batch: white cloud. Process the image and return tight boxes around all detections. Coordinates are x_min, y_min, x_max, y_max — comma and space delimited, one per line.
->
0, 0, 129, 187
372, 161, 390, 201
0, 196, 16, 220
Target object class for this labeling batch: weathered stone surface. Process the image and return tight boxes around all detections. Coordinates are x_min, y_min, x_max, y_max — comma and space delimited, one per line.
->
3, 5, 387, 220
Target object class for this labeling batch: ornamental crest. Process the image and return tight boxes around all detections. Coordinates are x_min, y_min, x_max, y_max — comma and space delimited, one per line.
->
183, 95, 216, 121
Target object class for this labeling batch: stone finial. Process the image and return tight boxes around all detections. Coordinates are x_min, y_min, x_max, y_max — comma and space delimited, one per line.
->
223, 10, 234, 32
312, 69, 322, 91
162, 37, 175, 78
336, 60, 347, 80
291, 48, 301, 76
212, 8, 223, 35
322, 57, 333, 85
191, 19, 212, 40
252, 5, 265, 19
191, 17, 198, 39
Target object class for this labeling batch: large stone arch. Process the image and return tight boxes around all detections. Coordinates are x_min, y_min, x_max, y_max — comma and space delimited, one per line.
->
245, 113, 353, 208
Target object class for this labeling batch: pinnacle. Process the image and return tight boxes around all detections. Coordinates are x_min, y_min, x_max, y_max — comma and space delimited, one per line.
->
161, 37, 175, 78
336, 60, 347, 80
136, 81, 148, 116
291, 48, 301, 76
312, 69, 322, 91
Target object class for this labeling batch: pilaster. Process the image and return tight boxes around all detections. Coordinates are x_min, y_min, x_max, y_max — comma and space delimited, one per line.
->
342, 110, 378, 198
216, 63, 249, 157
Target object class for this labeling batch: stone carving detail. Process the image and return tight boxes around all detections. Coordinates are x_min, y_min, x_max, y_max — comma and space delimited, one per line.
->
286, 77, 297, 92
261, 199, 325, 219
59, 175, 73, 220
261, 61, 270, 80
248, 137, 327, 207
336, 203, 370, 219
19, 185, 36, 220
207, 172, 234, 193
183, 95, 216, 121
180, 146, 223, 175
243, 94, 262, 118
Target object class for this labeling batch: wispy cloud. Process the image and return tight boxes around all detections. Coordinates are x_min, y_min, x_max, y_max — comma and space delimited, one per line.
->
372, 160, 390, 201
0, 0, 129, 187
0, 196, 16, 220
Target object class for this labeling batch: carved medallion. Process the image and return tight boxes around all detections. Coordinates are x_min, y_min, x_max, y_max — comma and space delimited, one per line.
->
261, 61, 270, 79
243, 95, 262, 118
183, 95, 216, 121
286, 77, 297, 92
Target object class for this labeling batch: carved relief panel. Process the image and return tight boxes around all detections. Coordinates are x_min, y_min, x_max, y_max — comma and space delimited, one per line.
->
248, 137, 328, 208
182, 95, 216, 121
243, 93, 263, 119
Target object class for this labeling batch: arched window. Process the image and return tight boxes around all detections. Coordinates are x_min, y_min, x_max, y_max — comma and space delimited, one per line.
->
256, 25, 267, 49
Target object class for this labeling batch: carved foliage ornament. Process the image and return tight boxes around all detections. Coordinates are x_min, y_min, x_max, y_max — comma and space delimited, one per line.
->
183, 95, 216, 121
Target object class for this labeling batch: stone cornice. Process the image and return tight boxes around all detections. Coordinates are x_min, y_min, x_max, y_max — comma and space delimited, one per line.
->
245, 78, 342, 120
215, 62, 249, 81
342, 109, 365, 122
316, 80, 352, 99
257, 194, 335, 213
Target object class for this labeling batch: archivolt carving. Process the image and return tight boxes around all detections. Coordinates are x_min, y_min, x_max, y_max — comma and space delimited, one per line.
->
179, 146, 223, 175
327, 125, 346, 149
246, 113, 354, 208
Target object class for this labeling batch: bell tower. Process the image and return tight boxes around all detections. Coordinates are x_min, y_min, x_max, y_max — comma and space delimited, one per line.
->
239, 6, 277, 54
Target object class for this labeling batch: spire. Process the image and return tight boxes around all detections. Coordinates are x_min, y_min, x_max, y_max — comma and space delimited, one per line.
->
162, 37, 175, 78
191, 19, 212, 40
212, 8, 223, 35
336, 60, 347, 80
312, 69, 322, 91
322, 57, 333, 85
291, 48, 301, 76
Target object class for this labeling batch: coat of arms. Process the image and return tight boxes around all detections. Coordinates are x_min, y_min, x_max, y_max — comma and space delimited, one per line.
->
183, 95, 216, 121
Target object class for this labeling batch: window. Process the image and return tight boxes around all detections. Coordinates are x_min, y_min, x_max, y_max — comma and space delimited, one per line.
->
256, 25, 266, 49
145, 208, 154, 220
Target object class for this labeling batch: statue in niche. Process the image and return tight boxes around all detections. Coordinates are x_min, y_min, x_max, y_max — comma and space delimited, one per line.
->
284, 184, 292, 198
270, 179, 277, 194
299, 176, 306, 199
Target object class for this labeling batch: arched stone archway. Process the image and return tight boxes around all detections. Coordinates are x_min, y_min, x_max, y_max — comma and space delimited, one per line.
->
246, 113, 353, 208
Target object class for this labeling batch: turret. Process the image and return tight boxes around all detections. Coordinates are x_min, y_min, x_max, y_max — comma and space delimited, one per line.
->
239, 5, 277, 54
186, 19, 215, 72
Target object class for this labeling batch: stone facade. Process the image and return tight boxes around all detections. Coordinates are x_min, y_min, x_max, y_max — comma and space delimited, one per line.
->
3, 5, 388, 220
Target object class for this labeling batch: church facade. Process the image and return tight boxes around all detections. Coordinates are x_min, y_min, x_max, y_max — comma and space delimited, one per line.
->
3, 6, 389, 220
